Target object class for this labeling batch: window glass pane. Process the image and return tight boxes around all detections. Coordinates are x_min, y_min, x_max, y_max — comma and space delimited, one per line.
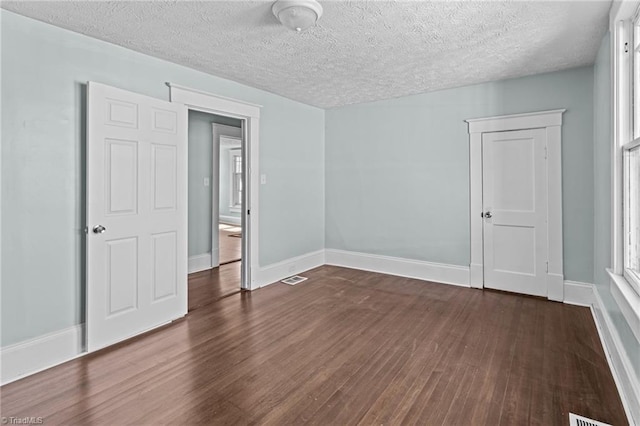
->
625, 145, 640, 278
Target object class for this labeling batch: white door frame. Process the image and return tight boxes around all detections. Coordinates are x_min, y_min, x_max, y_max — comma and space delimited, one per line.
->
465, 109, 565, 301
168, 83, 261, 291
212, 124, 242, 268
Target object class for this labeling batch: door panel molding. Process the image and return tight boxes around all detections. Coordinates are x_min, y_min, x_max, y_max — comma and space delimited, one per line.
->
87, 82, 188, 352
466, 109, 565, 300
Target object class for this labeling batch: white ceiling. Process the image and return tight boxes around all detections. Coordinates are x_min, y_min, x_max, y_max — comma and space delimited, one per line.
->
2, 1, 611, 109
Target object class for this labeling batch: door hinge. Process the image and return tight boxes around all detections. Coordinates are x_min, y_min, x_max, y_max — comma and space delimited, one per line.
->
544, 146, 548, 159
546, 261, 549, 273
247, 209, 250, 216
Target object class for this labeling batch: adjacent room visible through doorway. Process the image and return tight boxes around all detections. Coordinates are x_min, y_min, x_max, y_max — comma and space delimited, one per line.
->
219, 223, 242, 265
187, 110, 245, 308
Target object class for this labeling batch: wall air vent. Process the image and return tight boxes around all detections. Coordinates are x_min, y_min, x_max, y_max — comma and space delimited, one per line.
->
281, 275, 308, 285
569, 413, 612, 426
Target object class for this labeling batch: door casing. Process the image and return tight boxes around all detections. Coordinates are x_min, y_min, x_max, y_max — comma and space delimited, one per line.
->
466, 109, 565, 301
168, 83, 260, 290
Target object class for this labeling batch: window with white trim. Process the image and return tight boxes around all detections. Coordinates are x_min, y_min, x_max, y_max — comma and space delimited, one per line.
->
229, 149, 242, 211
624, 10, 640, 293
616, 3, 640, 296
634, 13, 640, 139
625, 142, 640, 288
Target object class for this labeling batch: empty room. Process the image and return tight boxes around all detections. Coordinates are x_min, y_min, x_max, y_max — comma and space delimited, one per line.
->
1, 1, 639, 425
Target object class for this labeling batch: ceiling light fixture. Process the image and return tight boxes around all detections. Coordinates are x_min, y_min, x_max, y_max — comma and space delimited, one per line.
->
272, 0, 323, 32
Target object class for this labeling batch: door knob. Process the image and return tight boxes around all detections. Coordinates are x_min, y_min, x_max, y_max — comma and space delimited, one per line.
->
483, 211, 492, 219
93, 225, 106, 234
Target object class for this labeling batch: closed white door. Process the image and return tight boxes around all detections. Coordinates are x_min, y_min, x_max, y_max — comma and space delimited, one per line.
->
482, 129, 548, 297
86, 82, 187, 352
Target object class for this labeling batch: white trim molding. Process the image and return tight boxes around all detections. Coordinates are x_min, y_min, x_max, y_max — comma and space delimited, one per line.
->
188, 253, 213, 274
465, 109, 566, 301
169, 83, 260, 290
167, 83, 262, 114
563, 281, 594, 307
1, 324, 86, 386
465, 109, 566, 133
256, 249, 325, 288
608, 269, 640, 343
592, 285, 640, 425
325, 249, 470, 287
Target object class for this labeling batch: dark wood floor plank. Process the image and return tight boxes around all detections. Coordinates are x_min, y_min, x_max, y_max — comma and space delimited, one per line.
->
0, 264, 627, 425
218, 227, 242, 265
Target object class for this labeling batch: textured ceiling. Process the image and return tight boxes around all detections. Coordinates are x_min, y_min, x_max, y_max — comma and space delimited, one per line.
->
2, 1, 611, 109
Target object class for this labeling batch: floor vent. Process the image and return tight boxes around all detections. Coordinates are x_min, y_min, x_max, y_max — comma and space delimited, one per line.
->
569, 413, 611, 426
281, 275, 308, 285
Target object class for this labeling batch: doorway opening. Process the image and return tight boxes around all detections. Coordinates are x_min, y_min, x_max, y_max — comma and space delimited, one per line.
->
169, 83, 261, 295
169, 83, 261, 309
214, 122, 243, 266
186, 112, 244, 310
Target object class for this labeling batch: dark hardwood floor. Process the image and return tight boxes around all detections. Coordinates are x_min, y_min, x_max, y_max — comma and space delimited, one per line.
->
219, 225, 241, 265
187, 261, 241, 311
0, 265, 627, 425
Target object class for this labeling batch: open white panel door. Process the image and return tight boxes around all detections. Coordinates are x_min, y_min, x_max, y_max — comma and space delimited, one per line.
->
87, 82, 187, 352
482, 128, 548, 297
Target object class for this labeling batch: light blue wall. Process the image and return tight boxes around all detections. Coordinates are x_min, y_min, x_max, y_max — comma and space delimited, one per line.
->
593, 32, 640, 381
1, 11, 325, 346
594, 33, 612, 289
187, 111, 240, 257
326, 67, 595, 282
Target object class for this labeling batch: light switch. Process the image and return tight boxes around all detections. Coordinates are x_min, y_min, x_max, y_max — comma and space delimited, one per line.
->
260, 174, 267, 185
203, 177, 210, 187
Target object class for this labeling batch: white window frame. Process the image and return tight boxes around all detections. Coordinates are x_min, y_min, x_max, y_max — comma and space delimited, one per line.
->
609, 0, 640, 344
229, 148, 242, 212
623, 139, 640, 288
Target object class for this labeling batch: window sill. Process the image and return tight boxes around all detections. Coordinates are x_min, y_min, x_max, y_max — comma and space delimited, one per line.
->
607, 268, 640, 344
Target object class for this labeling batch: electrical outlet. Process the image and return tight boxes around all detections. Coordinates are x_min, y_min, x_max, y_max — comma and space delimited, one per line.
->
260, 174, 267, 185
203, 177, 210, 187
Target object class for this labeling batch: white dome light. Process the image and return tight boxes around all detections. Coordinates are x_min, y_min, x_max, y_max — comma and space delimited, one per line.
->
272, 0, 323, 32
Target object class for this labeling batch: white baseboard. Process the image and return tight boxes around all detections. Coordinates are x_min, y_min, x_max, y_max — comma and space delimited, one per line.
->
548, 272, 564, 302
591, 285, 640, 425
325, 249, 470, 287
1, 324, 86, 386
563, 280, 594, 307
219, 215, 241, 226
256, 249, 325, 288
188, 253, 212, 273
469, 263, 483, 289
